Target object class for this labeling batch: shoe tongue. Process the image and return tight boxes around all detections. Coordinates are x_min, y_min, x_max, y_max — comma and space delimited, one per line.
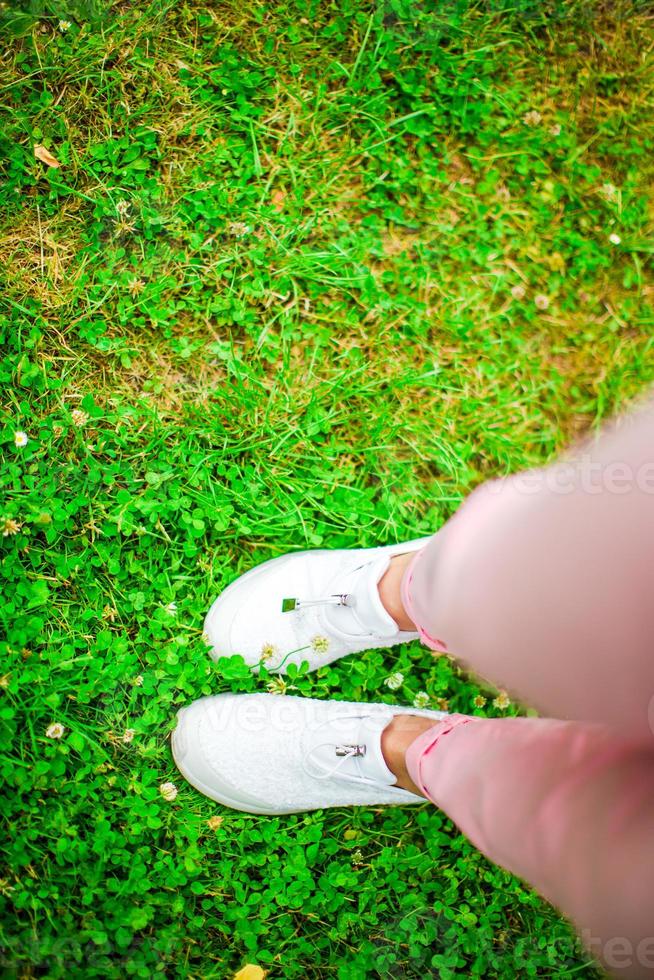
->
323, 554, 399, 638
306, 712, 396, 786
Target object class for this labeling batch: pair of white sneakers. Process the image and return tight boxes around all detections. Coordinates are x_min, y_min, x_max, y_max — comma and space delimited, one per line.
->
171, 539, 448, 814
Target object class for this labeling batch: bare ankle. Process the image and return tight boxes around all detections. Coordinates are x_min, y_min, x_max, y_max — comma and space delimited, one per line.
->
378, 553, 416, 631
381, 714, 434, 795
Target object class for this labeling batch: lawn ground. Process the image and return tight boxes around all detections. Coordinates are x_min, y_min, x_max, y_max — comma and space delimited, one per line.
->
1, 0, 653, 976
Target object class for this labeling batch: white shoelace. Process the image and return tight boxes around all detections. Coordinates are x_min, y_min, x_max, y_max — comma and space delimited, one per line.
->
302, 741, 378, 784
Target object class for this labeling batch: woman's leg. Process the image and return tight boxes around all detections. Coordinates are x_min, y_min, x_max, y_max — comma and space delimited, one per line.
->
383, 713, 654, 978
402, 396, 654, 737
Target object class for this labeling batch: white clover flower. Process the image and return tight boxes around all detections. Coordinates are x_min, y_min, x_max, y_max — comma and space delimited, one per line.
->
549, 123, 561, 136
413, 691, 430, 709
71, 409, 89, 427
116, 200, 131, 217
228, 221, 251, 238
522, 110, 542, 127
14, 431, 28, 448
266, 677, 288, 695
58, 19, 71, 31
46, 722, 65, 739
534, 294, 550, 311
260, 642, 278, 662
384, 671, 404, 691
310, 635, 330, 654
601, 183, 617, 200
165, 602, 177, 615
1, 518, 21, 537
122, 729, 136, 744
207, 815, 223, 830
493, 691, 511, 710
132, 675, 144, 687
609, 233, 621, 245
159, 781, 178, 801
510, 284, 526, 301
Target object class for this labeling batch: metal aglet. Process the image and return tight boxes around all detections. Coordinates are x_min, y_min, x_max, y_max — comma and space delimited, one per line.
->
335, 744, 366, 757
281, 594, 356, 613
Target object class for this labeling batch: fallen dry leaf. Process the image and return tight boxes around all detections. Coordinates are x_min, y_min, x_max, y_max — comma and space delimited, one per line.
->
233, 966, 265, 980
271, 188, 286, 211
34, 145, 61, 168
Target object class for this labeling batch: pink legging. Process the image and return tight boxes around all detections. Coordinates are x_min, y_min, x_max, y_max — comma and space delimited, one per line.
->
402, 396, 654, 978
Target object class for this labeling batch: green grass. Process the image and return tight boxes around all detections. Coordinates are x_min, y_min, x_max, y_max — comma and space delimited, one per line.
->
1, 0, 653, 976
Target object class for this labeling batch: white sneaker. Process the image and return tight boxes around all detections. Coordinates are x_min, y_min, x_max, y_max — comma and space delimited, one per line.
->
171, 692, 447, 814
203, 538, 430, 673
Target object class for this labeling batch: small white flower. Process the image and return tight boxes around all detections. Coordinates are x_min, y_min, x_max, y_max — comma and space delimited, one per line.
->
1, 518, 21, 537
116, 200, 131, 217
310, 635, 330, 654
522, 110, 542, 127
549, 124, 561, 136
266, 677, 289, 695
70, 409, 89, 427
534, 294, 550, 311
609, 233, 621, 245
260, 642, 278, 662
132, 675, 144, 687
58, 19, 71, 31
14, 431, 28, 448
165, 602, 177, 615
207, 815, 223, 830
159, 781, 178, 801
46, 722, 65, 739
601, 183, 617, 200
511, 284, 526, 301
385, 671, 404, 691
493, 691, 511, 710
413, 691, 430, 709
228, 221, 251, 239
122, 729, 136, 744
201, 630, 211, 645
